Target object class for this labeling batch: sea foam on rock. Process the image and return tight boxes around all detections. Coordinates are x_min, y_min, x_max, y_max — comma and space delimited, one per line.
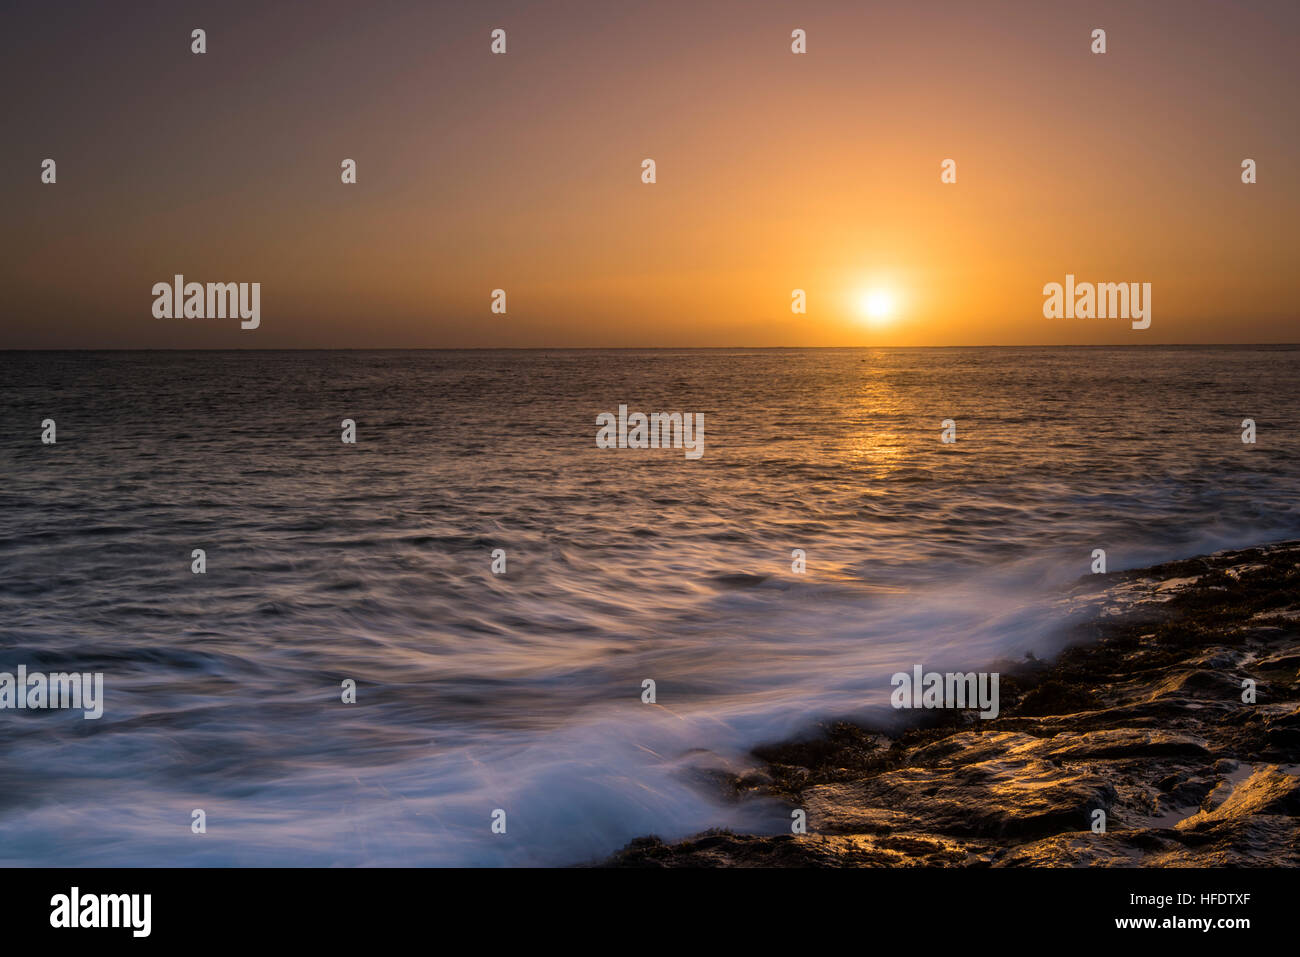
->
608, 542, 1300, 866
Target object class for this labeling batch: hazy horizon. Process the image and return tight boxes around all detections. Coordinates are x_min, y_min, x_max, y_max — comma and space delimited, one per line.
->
4, 342, 1300, 353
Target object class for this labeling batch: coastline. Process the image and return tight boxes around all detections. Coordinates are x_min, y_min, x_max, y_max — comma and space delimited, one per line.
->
608, 541, 1300, 866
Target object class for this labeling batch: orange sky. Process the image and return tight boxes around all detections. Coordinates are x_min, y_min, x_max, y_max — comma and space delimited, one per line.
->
2, 0, 1297, 347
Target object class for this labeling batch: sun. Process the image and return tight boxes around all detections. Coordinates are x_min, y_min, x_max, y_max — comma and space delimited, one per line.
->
857, 288, 898, 325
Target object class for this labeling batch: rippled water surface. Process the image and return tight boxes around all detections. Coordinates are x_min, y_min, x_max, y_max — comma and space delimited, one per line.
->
1, 347, 1297, 864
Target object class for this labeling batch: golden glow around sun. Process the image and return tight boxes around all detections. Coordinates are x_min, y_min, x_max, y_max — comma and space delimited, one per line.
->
857, 288, 898, 326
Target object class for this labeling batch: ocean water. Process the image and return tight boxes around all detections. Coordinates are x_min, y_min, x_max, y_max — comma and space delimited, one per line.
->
1, 346, 1297, 866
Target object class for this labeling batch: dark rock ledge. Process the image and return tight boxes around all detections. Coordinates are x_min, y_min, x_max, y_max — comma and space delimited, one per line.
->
608, 542, 1300, 866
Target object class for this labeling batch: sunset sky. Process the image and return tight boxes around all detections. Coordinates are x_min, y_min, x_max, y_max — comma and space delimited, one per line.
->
2, 0, 1297, 348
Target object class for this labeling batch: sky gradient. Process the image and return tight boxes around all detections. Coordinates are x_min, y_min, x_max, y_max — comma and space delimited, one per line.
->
2, 0, 1297, 348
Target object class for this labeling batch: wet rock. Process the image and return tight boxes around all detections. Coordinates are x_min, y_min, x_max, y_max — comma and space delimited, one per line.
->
609, 541, 1300, 867
1176, 766, 1300, 828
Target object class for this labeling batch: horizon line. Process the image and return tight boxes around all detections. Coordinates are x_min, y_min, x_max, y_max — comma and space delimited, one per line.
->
3, 343, 1299, 353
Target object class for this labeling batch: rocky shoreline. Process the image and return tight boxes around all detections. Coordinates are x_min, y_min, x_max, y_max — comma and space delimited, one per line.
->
609, 542, 1300, 866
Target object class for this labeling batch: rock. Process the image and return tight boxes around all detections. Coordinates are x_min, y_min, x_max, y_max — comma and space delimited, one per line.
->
1176, 766, 1300, 828
608, 541, 1300, 867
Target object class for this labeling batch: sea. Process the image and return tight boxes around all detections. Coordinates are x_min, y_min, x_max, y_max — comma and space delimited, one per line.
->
1, 346, 1296, 865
